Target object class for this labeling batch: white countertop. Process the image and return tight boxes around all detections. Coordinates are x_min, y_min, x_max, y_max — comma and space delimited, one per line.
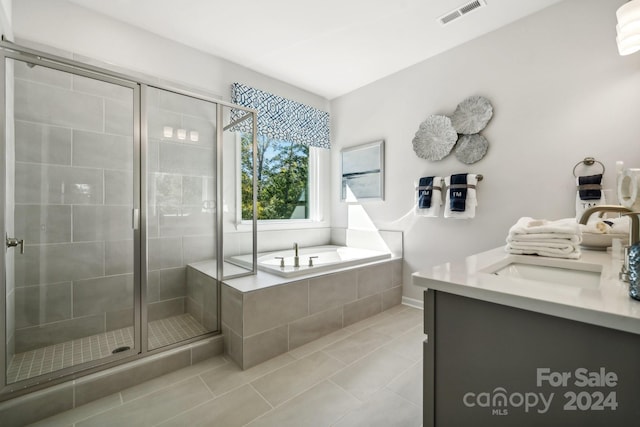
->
412, 246, 640, 335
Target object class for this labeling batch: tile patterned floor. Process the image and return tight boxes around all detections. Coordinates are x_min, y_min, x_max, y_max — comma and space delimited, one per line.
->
29, 305, 424, 427
8, 313, 209, 383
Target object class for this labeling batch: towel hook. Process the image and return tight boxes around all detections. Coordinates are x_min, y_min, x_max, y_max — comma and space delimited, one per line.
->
572, 157, 605, 177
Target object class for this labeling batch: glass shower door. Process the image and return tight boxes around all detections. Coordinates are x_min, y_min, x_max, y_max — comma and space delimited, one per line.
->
145, 86, 218, 350
4, 57, 140, 384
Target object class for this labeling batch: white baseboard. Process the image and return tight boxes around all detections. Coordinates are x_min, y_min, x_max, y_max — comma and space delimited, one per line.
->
401, 296, 423, 310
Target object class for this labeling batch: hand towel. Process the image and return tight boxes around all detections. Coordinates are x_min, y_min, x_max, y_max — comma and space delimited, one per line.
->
416, 176, 442, 217
578, 174, 602, 200
449, 173, 467, 211
575, 174, 605, 220
444, 174, 478, 219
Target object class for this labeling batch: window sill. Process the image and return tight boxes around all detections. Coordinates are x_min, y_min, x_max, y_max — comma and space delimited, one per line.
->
234, 219, 330, 232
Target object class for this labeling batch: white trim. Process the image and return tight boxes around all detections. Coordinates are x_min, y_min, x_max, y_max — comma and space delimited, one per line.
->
402, 296, 424, 310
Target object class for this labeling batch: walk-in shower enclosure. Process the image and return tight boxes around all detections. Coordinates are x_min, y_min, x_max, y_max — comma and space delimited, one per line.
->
0, 41, 257, 399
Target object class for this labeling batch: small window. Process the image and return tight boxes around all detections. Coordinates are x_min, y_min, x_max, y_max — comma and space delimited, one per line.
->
241, 134, 309, 221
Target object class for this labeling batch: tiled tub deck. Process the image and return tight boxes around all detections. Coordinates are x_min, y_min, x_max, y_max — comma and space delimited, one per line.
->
211, 257, 403, 369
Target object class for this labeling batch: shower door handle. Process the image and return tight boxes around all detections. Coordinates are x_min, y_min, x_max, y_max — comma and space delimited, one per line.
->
132, 209, 139, 230
6, 235, 24, 254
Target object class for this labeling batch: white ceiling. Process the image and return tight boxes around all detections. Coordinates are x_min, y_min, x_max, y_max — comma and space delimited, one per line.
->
66, 0, 563, 99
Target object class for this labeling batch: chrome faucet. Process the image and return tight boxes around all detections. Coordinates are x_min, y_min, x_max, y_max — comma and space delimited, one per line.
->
293, 242, 300, 268
579, 205, 636, 282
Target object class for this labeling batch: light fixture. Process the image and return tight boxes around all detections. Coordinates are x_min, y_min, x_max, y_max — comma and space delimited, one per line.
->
616, 0, 640, 55
177, 128, 187, 140
189, 131, 199, 142
163, 126, 173, 138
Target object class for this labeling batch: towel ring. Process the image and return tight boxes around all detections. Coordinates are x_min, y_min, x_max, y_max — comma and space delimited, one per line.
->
572, 157, 605, 177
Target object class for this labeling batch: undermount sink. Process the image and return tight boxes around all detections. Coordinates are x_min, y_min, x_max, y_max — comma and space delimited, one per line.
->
483, 258, 602, 289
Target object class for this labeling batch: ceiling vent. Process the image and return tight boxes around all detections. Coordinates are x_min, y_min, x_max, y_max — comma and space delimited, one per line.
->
438, 0, 487, 26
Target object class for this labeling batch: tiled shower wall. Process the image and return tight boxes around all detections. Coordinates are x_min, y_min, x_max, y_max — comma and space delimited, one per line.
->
12, 60, 137, 353
145, 87, 217, 335
11, 62, 219, 353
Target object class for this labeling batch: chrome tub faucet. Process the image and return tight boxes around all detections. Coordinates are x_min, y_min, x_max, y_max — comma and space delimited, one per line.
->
293, 242, 300, 268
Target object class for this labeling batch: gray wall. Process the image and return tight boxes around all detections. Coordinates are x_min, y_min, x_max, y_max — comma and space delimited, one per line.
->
330, 0, 640, 301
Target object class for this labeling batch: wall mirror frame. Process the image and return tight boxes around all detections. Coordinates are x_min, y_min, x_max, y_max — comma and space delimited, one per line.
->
340, 140, 385, 202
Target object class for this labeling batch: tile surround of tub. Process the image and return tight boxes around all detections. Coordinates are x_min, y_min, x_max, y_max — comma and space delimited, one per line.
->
222, 258, 403, 369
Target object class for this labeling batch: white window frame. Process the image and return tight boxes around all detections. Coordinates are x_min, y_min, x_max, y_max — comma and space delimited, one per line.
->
234, 134, 329, 231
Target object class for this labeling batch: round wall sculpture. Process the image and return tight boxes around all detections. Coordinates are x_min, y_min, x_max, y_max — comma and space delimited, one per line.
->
411, 115, 458, 161
454, 134, 489, 164
450, 95, 493, 134
412, 95, 493, 164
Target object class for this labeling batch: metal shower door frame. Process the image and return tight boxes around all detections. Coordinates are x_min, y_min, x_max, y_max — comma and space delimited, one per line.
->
0, 40, 258, 400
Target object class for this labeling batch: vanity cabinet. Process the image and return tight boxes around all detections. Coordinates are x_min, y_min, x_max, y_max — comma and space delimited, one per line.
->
423, 289, 640, 427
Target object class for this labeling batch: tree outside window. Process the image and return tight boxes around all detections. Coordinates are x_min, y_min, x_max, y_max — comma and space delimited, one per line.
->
241, 133, 309, 221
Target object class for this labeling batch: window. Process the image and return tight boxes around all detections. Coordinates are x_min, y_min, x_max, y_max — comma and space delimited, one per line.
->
230, 83, 329, 225
241, 134, 310, 221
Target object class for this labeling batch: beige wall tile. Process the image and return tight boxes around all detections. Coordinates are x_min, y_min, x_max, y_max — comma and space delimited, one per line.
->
288, 307, 343, 350
357, 263, 392, 298
220, 284, 243, 334
309, 271, 357, 315
243, 325, 288, 369
244, 280, 308, 336
343, 294, 382, 327
382, 285, 402, 311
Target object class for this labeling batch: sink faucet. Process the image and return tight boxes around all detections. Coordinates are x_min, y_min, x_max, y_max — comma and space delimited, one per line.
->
579, 205, 637, 282
293, 242, 300, 268
578, 205, 634, 226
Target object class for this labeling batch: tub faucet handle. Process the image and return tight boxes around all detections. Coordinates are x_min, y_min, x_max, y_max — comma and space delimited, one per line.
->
308, 256, 319, 267
275, 256, 285, 268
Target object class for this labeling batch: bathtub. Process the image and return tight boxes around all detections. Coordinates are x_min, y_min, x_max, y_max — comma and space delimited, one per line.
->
228, 245, 391, 278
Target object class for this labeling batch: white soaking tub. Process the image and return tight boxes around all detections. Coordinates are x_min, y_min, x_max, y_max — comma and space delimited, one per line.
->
229, 245, 391, 278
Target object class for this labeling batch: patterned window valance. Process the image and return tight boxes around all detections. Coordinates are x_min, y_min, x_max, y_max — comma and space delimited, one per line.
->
231, 83, 330, 149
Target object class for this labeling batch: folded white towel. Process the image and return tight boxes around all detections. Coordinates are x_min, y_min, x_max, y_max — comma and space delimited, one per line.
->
416, 177, 443, 218
506, 234, 582, 244
506, 217, 582, 259
506, 244, 582, 259
444, 174, 478, 219
508, 217, 581, 237
507, 240, 579, 253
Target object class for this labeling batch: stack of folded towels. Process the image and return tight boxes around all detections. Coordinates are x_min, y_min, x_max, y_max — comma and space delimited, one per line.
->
506, 217, 582, 259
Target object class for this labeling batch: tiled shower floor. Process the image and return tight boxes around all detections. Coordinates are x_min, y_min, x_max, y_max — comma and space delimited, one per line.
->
7, 313, 209, 383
